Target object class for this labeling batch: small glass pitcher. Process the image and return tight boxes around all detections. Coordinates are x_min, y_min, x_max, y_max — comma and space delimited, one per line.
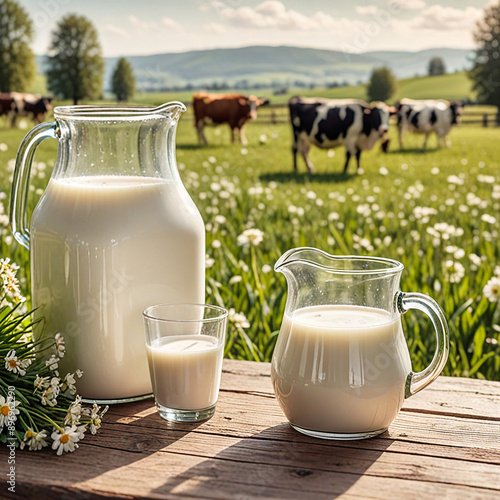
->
271, 247, 449, 440
10, 103, 205, 403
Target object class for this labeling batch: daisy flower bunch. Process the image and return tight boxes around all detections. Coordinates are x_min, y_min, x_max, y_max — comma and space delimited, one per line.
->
0, 259, 108, 455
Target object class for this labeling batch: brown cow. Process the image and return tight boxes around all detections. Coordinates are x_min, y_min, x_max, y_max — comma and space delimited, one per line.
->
192, 92, 268, 145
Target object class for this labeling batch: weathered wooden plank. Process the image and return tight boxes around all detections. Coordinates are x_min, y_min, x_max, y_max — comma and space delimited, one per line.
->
1, 362, 499, 500
31, 423, 500, 489
220, 361, 500, 420
8, 441, 498, 500
106, 389, 500, 457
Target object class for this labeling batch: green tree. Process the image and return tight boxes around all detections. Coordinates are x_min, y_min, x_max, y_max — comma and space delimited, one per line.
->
111, 58, 136, 102
470, 1, 500, 107
366, 66, 397, 102
428, 57, 446, 76
0, 0, 35, 91
46, 14, 104, 104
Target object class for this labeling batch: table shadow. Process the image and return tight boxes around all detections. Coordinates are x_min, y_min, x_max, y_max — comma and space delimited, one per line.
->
149, 422, 394, 499
8, 399, 203, 500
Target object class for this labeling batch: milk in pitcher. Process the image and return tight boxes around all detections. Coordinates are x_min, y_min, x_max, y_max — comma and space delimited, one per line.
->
271, 305, 412, 434
31, 175, 205, 401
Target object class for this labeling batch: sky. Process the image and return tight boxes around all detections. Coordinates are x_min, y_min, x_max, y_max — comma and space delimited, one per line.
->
22, 0, 493, 57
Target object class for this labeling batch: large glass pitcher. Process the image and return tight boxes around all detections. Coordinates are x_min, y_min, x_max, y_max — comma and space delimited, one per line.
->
271, 247, 449, 440
10, 103, 205, 403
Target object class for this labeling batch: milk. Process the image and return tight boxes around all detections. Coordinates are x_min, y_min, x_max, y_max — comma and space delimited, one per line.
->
271, 305, 412, 434
30, 175, 205, 401
147, 335, 223, 410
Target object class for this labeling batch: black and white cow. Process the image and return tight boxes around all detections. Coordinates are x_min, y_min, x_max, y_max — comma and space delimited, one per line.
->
396, 98, 462, 150
288, 97, 393, 174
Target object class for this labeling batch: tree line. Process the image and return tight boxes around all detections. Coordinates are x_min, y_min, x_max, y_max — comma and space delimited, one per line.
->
1, 0, 500, 107
0, 0, 136, 103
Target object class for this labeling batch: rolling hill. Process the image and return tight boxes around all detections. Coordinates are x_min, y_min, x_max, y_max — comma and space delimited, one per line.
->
37, 45, 473, 92
104, 46, 473, 91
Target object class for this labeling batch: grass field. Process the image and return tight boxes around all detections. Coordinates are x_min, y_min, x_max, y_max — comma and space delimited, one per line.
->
0, 110, 499, 380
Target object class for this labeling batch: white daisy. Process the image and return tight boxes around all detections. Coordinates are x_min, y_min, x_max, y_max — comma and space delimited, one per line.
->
0, 395, 20, 429
54, 333, 66, 358
4, 350, 26, 375
228, 308, 250, 329
20, 429, 48, 451
237, 228, 264, 247
483, 277, 500, 302
51, 426, 81, 455
89, 403, 108, 435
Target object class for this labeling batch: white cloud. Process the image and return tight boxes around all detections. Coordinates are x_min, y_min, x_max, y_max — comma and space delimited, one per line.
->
103, 24, 128, 37
161, 17, 183, 31
128, 15, 150, 31
215, 1, 366, 32
390, 0, 427, 11
203, 22, 227, 35
410, 5, 483, 31
356, 6, 380, 16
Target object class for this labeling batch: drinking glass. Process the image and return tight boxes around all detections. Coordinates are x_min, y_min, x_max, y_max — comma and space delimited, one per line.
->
143, 303, 228, 422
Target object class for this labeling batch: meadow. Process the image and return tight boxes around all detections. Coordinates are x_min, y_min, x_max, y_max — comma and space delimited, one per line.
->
0, 108, 499, 380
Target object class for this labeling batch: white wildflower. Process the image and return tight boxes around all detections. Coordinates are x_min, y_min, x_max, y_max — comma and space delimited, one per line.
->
205, 254, 215, 268
444, 260, 465, 283
447, 175, 464, 185
51, 426, 81, 455
0, 395, 20, 429
89, 403, 108, 435
20, 429, 49, 451
237, 228, 264, 247
5, 350, 27, 375
481, 214, 496, 224
45, 354, 60, 371
54, 333, 66, 358
262, 264, 272, 274
61, 371, 80, 395
469, 253, 483, 270
483, 277, 500, 302
228, 308, 250, 329
229, 275, 243, 285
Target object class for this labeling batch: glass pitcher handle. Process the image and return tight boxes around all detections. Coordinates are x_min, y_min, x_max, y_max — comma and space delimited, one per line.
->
9, 122, 58, 250
396, 291, 449, 398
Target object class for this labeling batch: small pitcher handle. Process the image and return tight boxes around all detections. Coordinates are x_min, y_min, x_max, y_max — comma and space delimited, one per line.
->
396, 291, 449, 398
9, 121, 58, 250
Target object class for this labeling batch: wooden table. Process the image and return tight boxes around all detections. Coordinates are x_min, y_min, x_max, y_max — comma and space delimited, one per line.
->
2, 360, 499, 499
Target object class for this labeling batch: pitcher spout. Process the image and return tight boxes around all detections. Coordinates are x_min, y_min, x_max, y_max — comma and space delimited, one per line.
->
151, 101, 186, 121
274, 247, 339, 274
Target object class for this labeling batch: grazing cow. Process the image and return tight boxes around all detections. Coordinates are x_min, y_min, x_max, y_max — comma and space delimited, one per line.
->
288, 97, 393, 174
0, 93, 17, 126
396, 98, 462, 150
192, 92, 268, 145
10, 92, 53, 126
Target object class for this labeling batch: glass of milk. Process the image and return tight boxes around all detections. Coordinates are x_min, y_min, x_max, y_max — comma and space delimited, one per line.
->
143, 303, 228, 422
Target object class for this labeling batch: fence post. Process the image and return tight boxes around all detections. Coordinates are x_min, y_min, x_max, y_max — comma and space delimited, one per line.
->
497, 107, 500, 127
483, 113, 488, 127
